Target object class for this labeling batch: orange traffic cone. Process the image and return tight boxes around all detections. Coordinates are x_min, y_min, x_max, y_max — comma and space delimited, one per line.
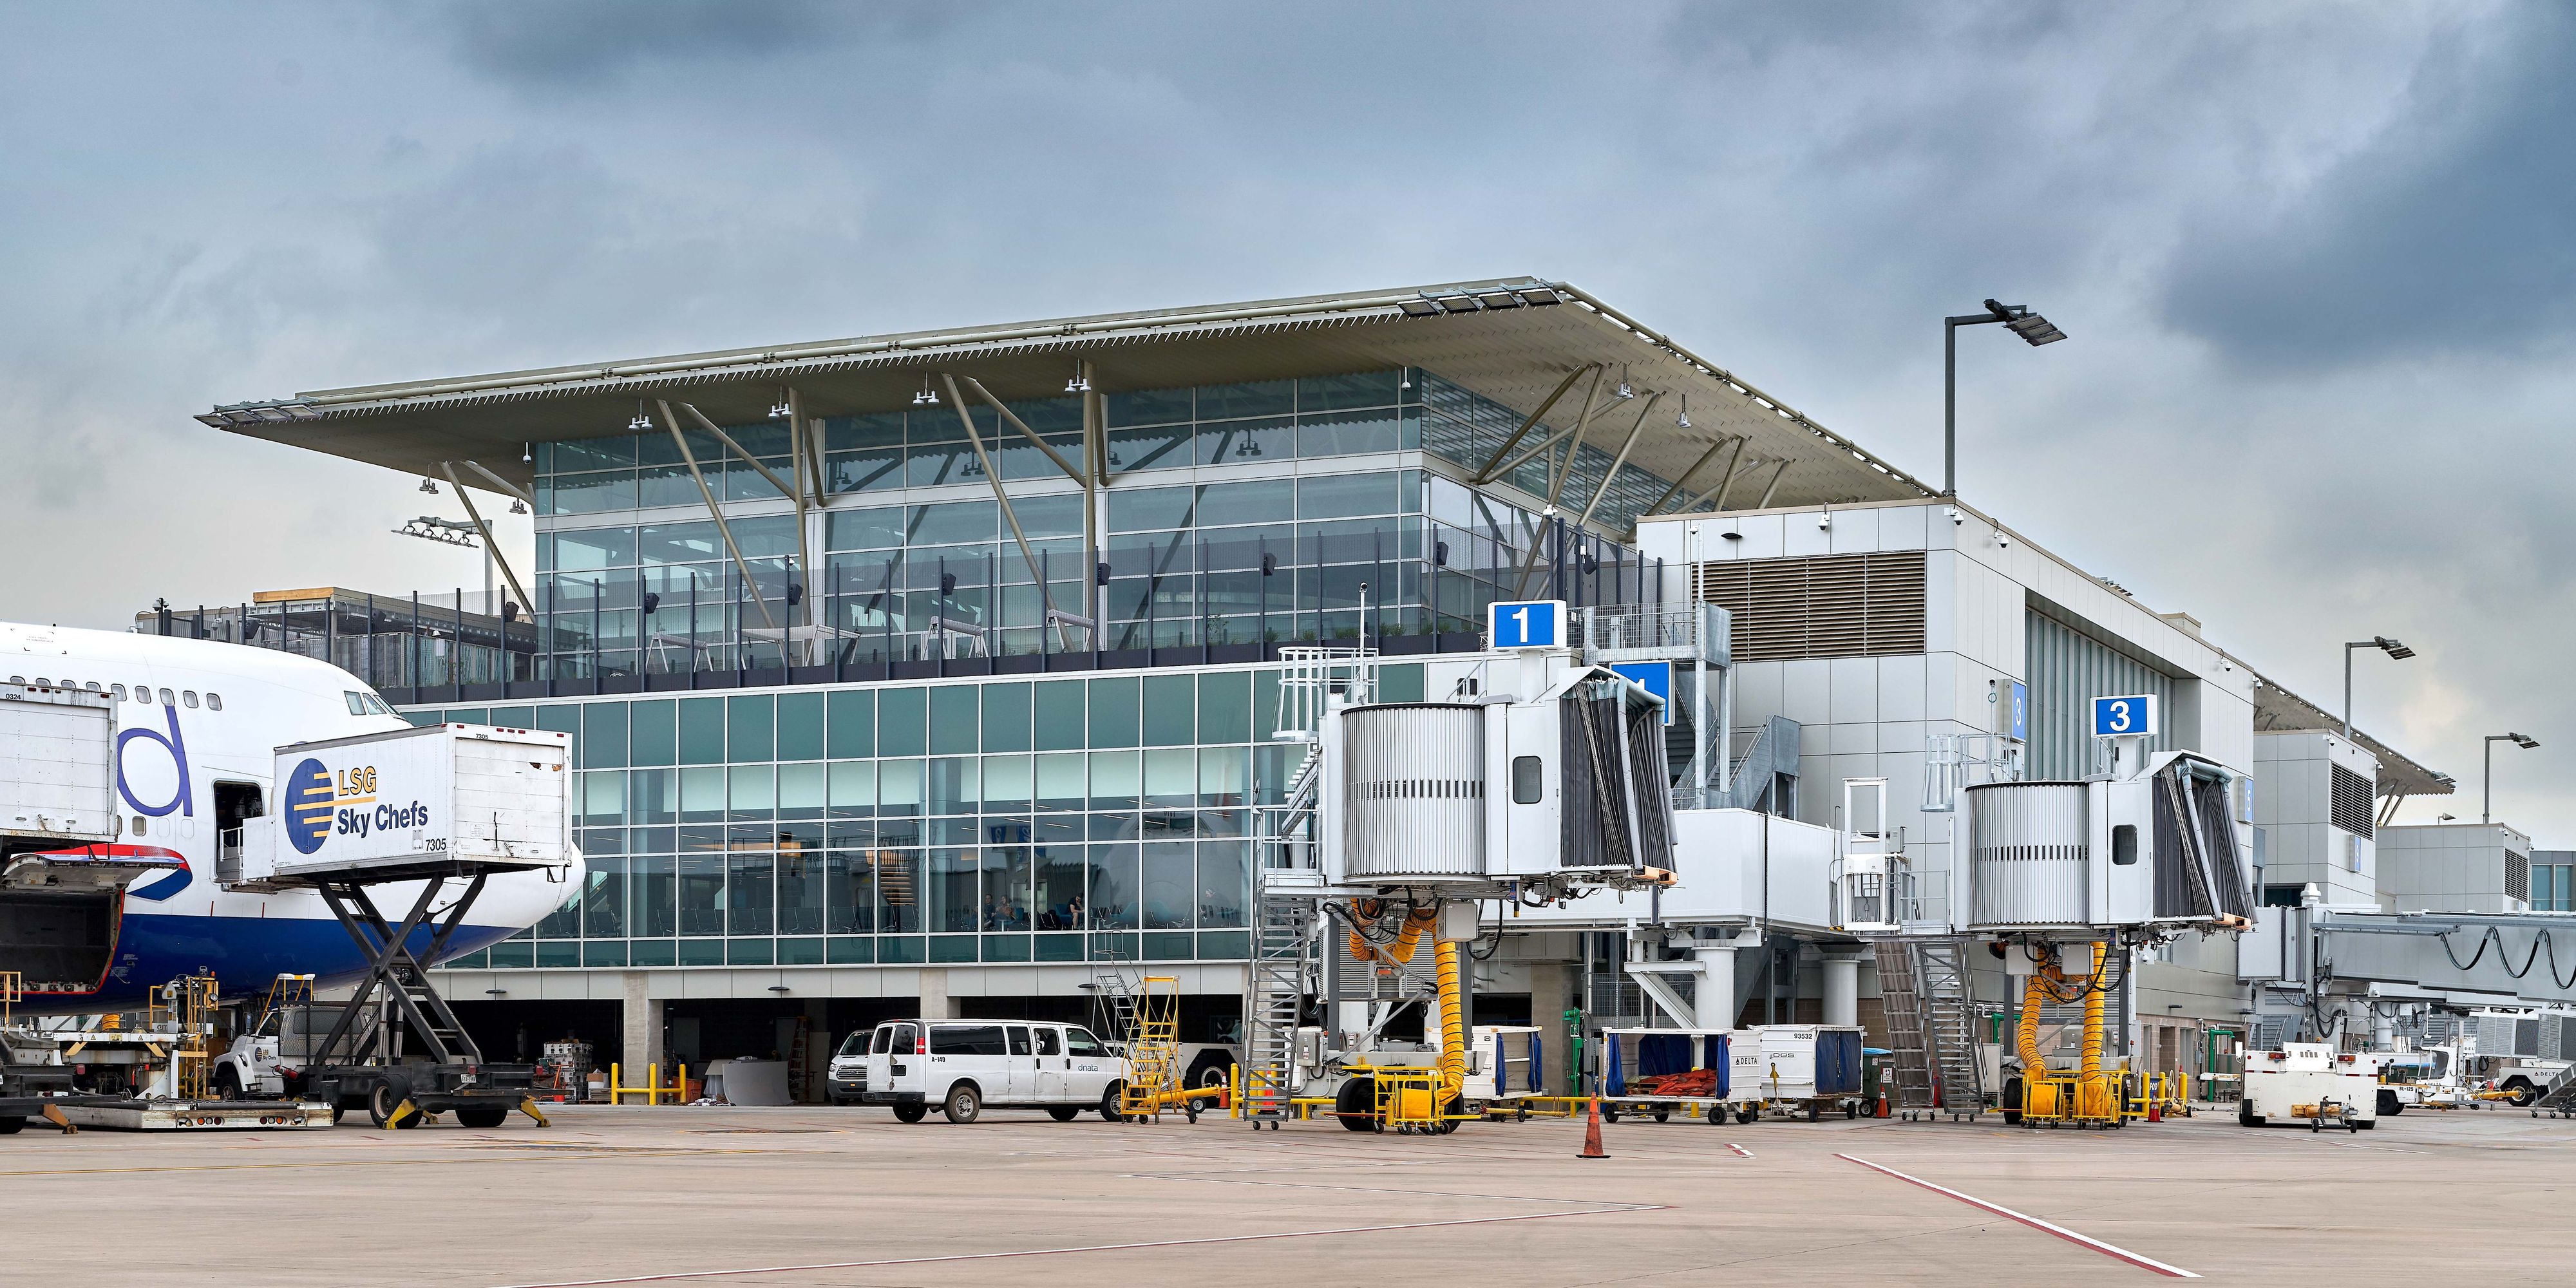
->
1577, 1096, 1609, 1159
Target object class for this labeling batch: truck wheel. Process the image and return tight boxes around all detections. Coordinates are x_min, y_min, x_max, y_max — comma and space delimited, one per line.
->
0, 1116, 23, 1135
1334, 1077, 1377, 1132
1099, 1082, 1127, 1122
1735, 1106, 1757, 1124
213, 1065, 243, 1101
2378, 1090, 2401, 1117
942, 1083, 981, 1124
455, 1106, 510, 1129
2506, 1079, 2538, 1107
2001, 1077, 2023, 1126
1048, 1106, 1080, 1122
892, 1102, 928, 1123
2239, 1099, 2261, 1127
2354, 1118, 2375, 1130
367, 1081, 418, 1130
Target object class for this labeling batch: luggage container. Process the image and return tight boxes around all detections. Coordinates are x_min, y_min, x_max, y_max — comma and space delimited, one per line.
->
1591, 1028, 1731, 1123
1730, 1023, 1866, 1121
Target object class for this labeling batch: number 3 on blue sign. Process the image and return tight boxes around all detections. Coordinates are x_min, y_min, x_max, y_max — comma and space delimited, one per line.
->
1488, 600, 1564, 650
2090, 694, 2159, 739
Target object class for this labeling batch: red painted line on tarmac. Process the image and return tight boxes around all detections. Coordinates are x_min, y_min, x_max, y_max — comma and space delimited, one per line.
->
1835, 1153, 2197, 1278
1725, 1142, 1753, 1157
486, 1204, 1663, 1288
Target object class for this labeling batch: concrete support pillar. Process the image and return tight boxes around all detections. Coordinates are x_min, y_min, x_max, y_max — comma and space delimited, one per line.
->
916, 969, 955, 1020
1526, 961, 1577, 1096
620, 971, 663, 1079
1692, 946, 1738, 1030
1823, 954, 1861, 1028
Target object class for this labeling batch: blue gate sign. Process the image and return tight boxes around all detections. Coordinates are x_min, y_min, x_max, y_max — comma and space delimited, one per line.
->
2007, 679, 2028, 742
1609, 661, 1674, 724
1488, 600, 1564, 650
2090, 694, 2159, 738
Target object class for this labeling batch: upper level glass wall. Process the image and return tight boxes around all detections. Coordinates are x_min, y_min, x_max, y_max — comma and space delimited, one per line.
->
522, 368, 1680, 679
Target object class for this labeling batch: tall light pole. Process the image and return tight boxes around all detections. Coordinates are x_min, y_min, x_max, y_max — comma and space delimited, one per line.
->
2342, 636, 2414, 739
1944, 298, 2065, 497
2484, 732, 2539, 825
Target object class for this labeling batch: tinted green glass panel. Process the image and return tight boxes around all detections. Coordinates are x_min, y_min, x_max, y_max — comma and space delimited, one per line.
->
1141, 675, 1193, 746
777, 693, 825, 761
679, 697, 725, 764
728, 696, 774, 762
981, 682, 1030, 752
1198, 672, 1251, 743
630, 699, 676, 766
879, 688, 926, 757
582, 703, 629, 768
1088, 677, 1139, 748
828, 690, 875, 757
1034, 680, 1084, 752
929, 685, 978, 755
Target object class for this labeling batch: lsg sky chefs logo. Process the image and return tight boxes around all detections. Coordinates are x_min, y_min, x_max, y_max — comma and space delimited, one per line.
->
284, 759, 431, 855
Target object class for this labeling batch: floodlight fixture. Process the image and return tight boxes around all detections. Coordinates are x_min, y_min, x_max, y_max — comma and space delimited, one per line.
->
1676, 395, 1691, 430
627, 401, 654, 432
418, 477, 439, 495
1944, 298, 2069, 495
2371, 636, 2416, 660
2485, 732, 2542, 824
2344, 637, 2417, 738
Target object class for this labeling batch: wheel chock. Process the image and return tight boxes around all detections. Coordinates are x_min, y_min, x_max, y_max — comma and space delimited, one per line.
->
384, 1099, 420, 1130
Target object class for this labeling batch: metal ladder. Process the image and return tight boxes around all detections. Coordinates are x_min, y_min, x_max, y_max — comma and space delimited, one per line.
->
2532, 1061, 2576, 1116
1242, 749, 1323, 1125
1873, 939, 1984, 1121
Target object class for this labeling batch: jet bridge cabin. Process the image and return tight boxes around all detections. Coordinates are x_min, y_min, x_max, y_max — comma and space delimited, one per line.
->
0, 684, 182, 996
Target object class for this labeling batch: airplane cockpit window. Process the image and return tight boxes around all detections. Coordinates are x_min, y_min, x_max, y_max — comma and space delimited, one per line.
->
157, 688, 175, 706
207, 692, 223, 711
345, 691, 367, 715
182, 690, 198, 708
363, 694, 393, 715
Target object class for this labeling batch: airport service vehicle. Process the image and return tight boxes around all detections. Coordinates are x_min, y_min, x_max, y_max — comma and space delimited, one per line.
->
857, 1019, 1129, 1124
0, 622, 580, 1132
2239, 1043, 2382, 1130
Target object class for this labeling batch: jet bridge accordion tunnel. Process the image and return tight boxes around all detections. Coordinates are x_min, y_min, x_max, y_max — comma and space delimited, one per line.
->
1324, 671, 1677, 885
1964, 753, 2254, 935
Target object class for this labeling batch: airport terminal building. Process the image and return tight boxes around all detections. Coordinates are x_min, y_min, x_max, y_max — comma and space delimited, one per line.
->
196, 280, 2534, 1092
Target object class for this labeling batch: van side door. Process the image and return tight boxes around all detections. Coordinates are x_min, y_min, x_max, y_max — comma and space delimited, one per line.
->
1032, 1025, 1068, 1100
1065, 1025, 1115, 1101
1004, 1024, 1035, 1102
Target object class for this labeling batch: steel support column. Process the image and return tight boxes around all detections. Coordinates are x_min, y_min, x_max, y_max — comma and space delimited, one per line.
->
659, 401, 777, 630
439, 462, 533, 615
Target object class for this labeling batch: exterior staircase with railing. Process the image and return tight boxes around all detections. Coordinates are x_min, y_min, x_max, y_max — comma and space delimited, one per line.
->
1873, 938, 1984, 1121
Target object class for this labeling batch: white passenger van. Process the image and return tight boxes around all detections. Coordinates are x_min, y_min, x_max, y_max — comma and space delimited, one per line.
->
847, 1019, 1128, 1123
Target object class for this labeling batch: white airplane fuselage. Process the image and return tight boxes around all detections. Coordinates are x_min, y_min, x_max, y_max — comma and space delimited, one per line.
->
1, 621, 578, 1011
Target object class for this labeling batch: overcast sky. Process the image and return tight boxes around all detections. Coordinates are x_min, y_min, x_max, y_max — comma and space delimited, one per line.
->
1, 2, 2567, 838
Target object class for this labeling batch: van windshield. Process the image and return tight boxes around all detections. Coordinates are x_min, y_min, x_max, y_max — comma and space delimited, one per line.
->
837, 1032, 869, 1058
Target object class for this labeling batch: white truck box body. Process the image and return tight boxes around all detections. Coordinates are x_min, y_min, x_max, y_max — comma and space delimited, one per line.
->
254, 723, 569, 880
0, 685, 115, 844
2240, 1043, 2382, 1124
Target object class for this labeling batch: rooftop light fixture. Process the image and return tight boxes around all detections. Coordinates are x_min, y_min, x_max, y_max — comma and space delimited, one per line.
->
508, 498, 528, 515
1676, 395, 1691, 430
2344, 636, 2415, 738
1614, 364, 1634, 400
770, 388, 792, 419
522, 442, 533, 464
418, 477, 438, 495
1065, 363, 1090, 394
2485, 732, 2541, 824
913, 375, 940, 408
1944, 298, 2069, 496
627, 401, 653, 432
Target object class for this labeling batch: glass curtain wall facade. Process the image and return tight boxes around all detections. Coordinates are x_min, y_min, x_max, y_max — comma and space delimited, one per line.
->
424, 663, 1426, 972
518, 368, 1681, 684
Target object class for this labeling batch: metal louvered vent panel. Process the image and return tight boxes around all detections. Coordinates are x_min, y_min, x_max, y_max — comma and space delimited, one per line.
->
2508, 851, 2532, 903
2329, 763, 2374, 838
1692, 551, 1927, 663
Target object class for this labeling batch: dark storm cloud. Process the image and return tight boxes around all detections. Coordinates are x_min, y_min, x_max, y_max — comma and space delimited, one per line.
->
429, 0, 951, 86
2160, 7, 2576, 368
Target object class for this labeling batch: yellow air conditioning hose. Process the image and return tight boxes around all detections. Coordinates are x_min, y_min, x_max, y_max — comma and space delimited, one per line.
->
1435, 938, 1467, 1101
2017, 969, 2052, 1118
2079, 943, 2110, 1119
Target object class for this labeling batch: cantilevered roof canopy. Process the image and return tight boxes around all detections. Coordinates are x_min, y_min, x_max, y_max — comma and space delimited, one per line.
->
200, 278, 1936, 507
2250, 672, 2454, 799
